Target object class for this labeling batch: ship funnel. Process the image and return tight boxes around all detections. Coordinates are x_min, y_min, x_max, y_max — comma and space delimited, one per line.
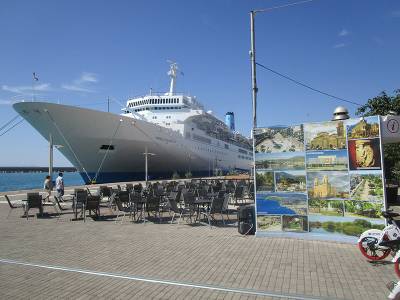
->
225, 112, 235, 131
332, 106, 350, 121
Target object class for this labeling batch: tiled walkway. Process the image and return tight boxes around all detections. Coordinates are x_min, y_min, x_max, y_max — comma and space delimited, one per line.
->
0, 203, 395, 299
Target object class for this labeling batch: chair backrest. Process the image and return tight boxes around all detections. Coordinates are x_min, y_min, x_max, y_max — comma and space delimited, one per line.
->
234, 186, 244, 198
222, 194, 230, 211
100, 186, 112, 197
4, 195, 16, 209
182, 192, 195, 206
114, 197, 125, 212
210, 197, 224, 213
86, 196, 100, 210
133, 183, 142, 193
167, 198, 180, 213
126, 183, 134, 193
27, 193, 42, 208
75, 190, 88, 204
118, 191, 130, 203
129, 191, 139, 202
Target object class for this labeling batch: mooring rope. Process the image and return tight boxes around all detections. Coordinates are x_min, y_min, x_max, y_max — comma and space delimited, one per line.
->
0, 115, 21, 132
0, 119, 24, 137
44, 109, 93, 183
93, 119, 123, 183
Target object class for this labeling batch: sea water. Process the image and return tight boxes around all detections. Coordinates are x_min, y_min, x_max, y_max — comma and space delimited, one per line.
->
0, 172, 84, 192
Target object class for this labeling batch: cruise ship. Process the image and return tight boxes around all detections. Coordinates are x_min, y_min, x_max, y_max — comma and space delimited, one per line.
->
13, 63, 253, 184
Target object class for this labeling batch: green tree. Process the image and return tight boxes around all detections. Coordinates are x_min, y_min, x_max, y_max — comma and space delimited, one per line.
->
356, 90, 400, 183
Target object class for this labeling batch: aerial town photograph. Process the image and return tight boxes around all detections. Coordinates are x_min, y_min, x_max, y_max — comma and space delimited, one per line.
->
0, 0, 400, 299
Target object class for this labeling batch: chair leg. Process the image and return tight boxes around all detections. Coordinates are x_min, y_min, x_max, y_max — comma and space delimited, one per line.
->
7, 208, 13, 219
115, 211, 120, 224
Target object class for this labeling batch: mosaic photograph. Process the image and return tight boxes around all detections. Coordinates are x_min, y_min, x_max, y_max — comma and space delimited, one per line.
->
254, 125, 304, 153
308, 199, 344, 216
256, 192, 307, 215
282, 215, 308, 232
347, 116, 380, 140
255, 152, 305, 171
344, 200, 384, 219
257, 215, 282, 231
306, 149, 348, 171
255, 170, 275, 192
307, 171, 350, 200
348, 138, 381, 170
304, 121, 346, 151
308, 215, 384, 237
350, 170, 384, 201
275, 170, 306, 192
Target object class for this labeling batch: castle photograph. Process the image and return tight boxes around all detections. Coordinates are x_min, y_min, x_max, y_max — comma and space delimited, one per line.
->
307, 171, 350, 200
347, 116, 380, 139
304, 121, 347, 151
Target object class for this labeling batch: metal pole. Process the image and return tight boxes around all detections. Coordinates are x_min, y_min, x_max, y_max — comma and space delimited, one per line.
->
250, 11, 258, 129
49, 133, 53, 178
107, 97, 110, 113
145, 146, 148, 183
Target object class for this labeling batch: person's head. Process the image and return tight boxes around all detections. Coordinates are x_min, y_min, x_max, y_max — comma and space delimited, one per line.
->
46, 175, 51, 180
59, 172, 63, 177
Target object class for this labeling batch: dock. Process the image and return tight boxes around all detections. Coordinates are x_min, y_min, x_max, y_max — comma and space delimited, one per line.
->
0, 179, 396, 299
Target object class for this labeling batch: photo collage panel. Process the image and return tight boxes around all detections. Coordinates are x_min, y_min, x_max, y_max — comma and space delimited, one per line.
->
255, 116, 386, 238
255, 125, 308, 233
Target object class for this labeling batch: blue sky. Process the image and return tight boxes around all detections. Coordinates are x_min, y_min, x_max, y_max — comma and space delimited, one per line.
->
0, 0, 399, 166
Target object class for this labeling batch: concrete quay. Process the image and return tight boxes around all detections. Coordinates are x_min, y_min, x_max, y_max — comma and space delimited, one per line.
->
0, 196, 396, 300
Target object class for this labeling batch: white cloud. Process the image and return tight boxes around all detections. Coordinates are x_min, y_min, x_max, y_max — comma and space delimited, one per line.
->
0, 99, 13, 105
333, 43, 346, 49
391, 10, 400, 18
61, 72, 98, 93
338, 29, 350, 37
1, 83, 51, 95
61, 84, 94, 93
80, 72, 97, 83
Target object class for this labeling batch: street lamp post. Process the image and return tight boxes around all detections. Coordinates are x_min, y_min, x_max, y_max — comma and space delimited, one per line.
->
143, 146, 156, 183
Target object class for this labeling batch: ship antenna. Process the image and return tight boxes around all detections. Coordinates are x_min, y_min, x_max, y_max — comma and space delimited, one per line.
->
167, 60, 178, 95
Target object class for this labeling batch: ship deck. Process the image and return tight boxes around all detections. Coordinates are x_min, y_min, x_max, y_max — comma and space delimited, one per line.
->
0, 196, 395, 299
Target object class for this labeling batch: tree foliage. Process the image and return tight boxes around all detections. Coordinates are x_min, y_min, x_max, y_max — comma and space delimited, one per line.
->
356, 90, 400, 183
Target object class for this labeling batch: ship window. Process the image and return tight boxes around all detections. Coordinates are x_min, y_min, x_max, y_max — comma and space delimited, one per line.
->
100, 145, 114, 150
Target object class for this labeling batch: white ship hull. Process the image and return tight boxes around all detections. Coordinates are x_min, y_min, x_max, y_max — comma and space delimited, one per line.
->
14, 102, 252, 184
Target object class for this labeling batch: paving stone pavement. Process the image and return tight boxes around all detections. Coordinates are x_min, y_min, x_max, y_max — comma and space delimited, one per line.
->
0, 202, 396, 299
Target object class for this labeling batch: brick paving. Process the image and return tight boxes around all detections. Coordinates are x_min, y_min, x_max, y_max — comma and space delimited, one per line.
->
0, 202, 396, 299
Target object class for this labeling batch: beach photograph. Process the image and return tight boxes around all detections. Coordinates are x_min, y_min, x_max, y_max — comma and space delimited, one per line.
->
346, 116, 380, 140
306, 171, 350, 200
255, 151, 305, 171
254, 125, 304, 153
348, 138, 382, 170
256, 215, 282, 231
255, 170, 275, 192
256, 192, 307, 215
275, 170, 306, 192
350, 170, 384, 201
306, 149, 348, 171
304, 121, 347, 151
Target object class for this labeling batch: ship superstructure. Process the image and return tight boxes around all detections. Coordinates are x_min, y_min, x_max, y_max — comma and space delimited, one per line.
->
13, 63, 252, 184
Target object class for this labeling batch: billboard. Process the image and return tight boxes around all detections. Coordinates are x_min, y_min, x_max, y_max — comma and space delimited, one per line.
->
254, 116, 386, 239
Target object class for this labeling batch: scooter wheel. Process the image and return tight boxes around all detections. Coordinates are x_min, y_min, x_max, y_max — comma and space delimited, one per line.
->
358, 236, 391, 261
395, 257, 400, 279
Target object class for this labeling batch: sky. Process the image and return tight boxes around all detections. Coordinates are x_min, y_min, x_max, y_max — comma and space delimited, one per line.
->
0, 0, 399, 166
